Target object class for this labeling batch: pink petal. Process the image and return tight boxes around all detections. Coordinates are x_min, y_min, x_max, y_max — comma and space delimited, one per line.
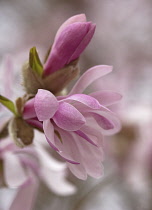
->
89, 90, 122, 106
9, 177, 39, 210
88, 110, 121, 135
74, 130, 98, 146
23, 98, 36, 120
60, 156, 80, 164
3, 152, 27, 188
68, 65, 113, 95
43, 120, 59, 151
54, 14, 86, 42
79, 125, 104, 147
53, 102, 86, 131
68, 23, 96, 62
44, 22, 94, 75
34, 89, 58, 121
91, 113, 115, 130
67, 162, 87, 180
61, 94, 101, 109
54, 129, 87, 179
54, 129, 81, 164
73, 133, 104, 178
26, 118, 43, 130
73, 101, 111, 114
46, 136, 59, 152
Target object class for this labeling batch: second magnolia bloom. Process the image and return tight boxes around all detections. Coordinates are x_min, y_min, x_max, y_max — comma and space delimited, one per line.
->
23, 65, 121, 180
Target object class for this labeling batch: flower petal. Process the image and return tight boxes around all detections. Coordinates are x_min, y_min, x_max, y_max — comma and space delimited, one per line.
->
34, 89, 58, 121
74, 130, 98, 147
68, 65, 113, 95
68, 23, 95, 62
54, 14, 86, 42
53, 102, 86, 131
88, 110, 121, 135
3, 152, 27, 188
9, 177, 39, 210
61, 94, 101, 109
23, 98, 36, 120
43, 120, 59, 151
72, 132, 104, 178
55, 129, 87, 179
54, 129, 81, 164
80, 124, 104, 147
45, 137, 59, 152
67, 162, 87, 180
26, 118, 43, 130
89, 90, 122, 106
91, 113, 115, 130
60, 156, 80, 164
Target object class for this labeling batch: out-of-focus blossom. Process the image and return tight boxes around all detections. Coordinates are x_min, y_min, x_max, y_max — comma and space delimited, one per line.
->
0, 55, 76, 210
0, 126, 76, 209
0, 137, 39, 210
23, 65, 121, 180
0, 130, 76, 207
43, 14, 96, 76
0, 139, 27, 188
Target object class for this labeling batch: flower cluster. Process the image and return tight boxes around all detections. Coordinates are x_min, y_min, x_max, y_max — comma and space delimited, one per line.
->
0, 13, 121, 209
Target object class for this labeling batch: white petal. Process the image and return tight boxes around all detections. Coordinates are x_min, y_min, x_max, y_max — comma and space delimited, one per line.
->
4, 152, 27, 188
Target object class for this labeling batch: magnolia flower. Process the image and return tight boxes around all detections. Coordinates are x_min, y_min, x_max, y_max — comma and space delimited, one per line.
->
23, 65, 121, 180
43, 14, 96, 76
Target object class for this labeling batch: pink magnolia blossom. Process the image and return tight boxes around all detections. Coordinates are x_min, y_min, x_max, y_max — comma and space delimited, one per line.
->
23, 65, 121, 180
43, 14, 96, 76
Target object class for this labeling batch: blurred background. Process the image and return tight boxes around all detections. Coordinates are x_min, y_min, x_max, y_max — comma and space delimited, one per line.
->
0, 0, 152, 209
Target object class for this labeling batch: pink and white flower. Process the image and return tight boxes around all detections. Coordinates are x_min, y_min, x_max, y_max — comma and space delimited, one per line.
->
23, 65, 121, 180
43, 14, 96, 76
0, 133, 76, 210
